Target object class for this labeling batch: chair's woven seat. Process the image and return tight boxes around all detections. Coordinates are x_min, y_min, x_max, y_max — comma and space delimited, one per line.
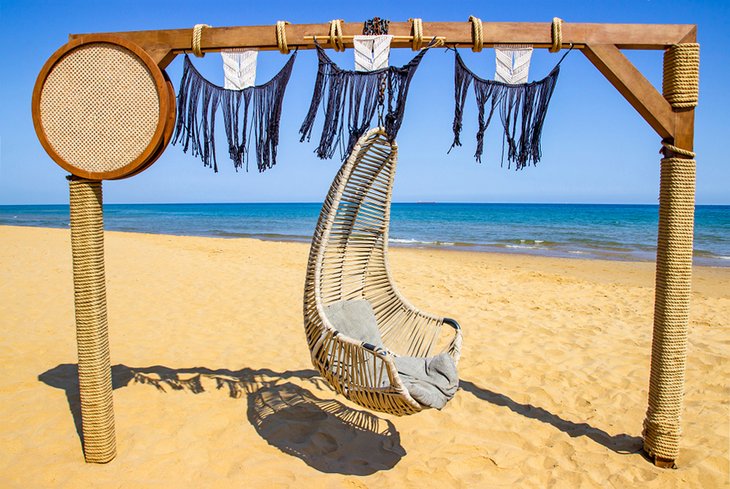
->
303, 127, 462, 415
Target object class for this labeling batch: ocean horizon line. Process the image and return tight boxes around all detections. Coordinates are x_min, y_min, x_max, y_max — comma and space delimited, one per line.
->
1, 202, 727, 267
2, 201, 729, 207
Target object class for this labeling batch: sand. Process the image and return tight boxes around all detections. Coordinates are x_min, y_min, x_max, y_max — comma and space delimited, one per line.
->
0, 224, 727, 488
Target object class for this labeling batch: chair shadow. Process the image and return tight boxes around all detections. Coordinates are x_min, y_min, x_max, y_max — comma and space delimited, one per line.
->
248, 382, 404, 474
459, 379, 643, 455
38, 364, 405, 475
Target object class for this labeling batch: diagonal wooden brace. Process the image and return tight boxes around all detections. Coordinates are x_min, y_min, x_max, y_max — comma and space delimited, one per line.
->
582, 44, 675, 139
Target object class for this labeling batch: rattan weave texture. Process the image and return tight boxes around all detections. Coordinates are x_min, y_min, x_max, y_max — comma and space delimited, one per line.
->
39, 43, 160, 174
304, 127, 462, 416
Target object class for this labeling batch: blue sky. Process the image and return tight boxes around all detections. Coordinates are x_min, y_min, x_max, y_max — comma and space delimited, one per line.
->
1, 0, 728, 204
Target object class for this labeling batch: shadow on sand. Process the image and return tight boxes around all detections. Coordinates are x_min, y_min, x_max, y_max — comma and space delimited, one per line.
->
39, 365, 643, 473
39, 364, 405, 475
459, 379, 643, 455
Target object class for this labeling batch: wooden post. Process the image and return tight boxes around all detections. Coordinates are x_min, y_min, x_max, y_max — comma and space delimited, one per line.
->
642, 41, 698, 468
69, 178, 116, 463
582, 35, 698, 467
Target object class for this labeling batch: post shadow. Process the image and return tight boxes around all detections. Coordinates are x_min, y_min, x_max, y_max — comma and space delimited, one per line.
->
38, 363, 136, 448
39, 364, 642, 470
38, 363, 405, 475
459, 379, 643, 455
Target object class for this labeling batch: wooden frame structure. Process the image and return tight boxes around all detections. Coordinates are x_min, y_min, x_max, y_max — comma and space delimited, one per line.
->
44, 20, 698, 468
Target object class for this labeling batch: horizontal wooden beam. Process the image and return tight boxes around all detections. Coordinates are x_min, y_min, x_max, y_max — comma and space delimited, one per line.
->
582, 44, 675, 139
63, 20, 693, 142
68, 21, 697, 67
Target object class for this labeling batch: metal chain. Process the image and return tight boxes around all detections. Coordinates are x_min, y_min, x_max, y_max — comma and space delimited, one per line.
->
363, 17, 390, 126
377, 73, 387, 126
363, 17, 389, 35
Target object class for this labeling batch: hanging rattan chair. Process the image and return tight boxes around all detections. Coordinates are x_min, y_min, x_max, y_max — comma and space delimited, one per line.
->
303, 127, 463, 416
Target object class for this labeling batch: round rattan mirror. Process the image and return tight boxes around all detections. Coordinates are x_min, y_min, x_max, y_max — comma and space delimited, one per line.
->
32, 35, 172, 180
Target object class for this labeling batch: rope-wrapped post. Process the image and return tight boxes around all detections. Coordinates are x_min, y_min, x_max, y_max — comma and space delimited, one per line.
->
643, 42, 699, 469
69, 178, 116, 463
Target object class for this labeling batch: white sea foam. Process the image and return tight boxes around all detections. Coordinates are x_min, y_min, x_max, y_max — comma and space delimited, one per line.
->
516, 239, 545, 246
389, 238, 456, 247
506, 244, 537, 250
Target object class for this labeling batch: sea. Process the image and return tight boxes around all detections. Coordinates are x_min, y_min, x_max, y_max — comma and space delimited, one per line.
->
1, 203, 728, 267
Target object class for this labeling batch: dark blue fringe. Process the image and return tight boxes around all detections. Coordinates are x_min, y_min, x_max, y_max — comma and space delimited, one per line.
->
451, 50, 560, 169
300, 44, 429, 160
172, 52, 297, 172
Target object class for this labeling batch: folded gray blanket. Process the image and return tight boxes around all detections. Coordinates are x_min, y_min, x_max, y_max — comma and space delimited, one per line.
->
394, 353, 459, 410
324, 299, 459, 409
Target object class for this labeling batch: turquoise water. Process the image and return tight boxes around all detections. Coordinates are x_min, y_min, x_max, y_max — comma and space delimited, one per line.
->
1, 203, 728, 267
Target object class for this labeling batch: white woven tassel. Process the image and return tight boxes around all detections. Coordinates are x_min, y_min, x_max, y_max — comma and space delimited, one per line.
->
354, 35, 393, 72
494, 44, 533, 84
222, 49, 258, 89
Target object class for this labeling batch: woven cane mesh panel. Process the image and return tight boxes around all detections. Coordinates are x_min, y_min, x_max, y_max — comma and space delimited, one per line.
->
40, 43, 160, 173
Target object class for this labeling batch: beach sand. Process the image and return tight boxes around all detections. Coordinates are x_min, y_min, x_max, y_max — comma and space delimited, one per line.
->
0, 225, 727, 488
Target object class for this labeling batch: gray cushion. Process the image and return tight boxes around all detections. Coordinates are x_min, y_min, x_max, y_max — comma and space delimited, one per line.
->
324, 299, 384, 349
324, 300, 459, 409
394, 353, 459, 410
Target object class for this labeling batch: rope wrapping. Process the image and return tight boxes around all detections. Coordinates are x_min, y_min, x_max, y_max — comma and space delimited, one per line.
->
468, 16, 483, 53
276, 20, 290, 54
69, 179, 116, 463
328, 19, 345, 52
549, 17, 563, 53
662, 141, 696, 159
409, 18, 423, 51
643, 157, 696, 465
191, 24, 211, 58
662, 43, 700, 109
642, 42, 699, 466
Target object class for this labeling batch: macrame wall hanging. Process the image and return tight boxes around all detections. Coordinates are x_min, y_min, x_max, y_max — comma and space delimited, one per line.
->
494, 45, 533, 84
355, 16, 392, 72
354, 35, 393, 72
300, 18, 432, 160
451, 16, 570, 169
221, 49, 258, 89
173, 25, 297, 172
